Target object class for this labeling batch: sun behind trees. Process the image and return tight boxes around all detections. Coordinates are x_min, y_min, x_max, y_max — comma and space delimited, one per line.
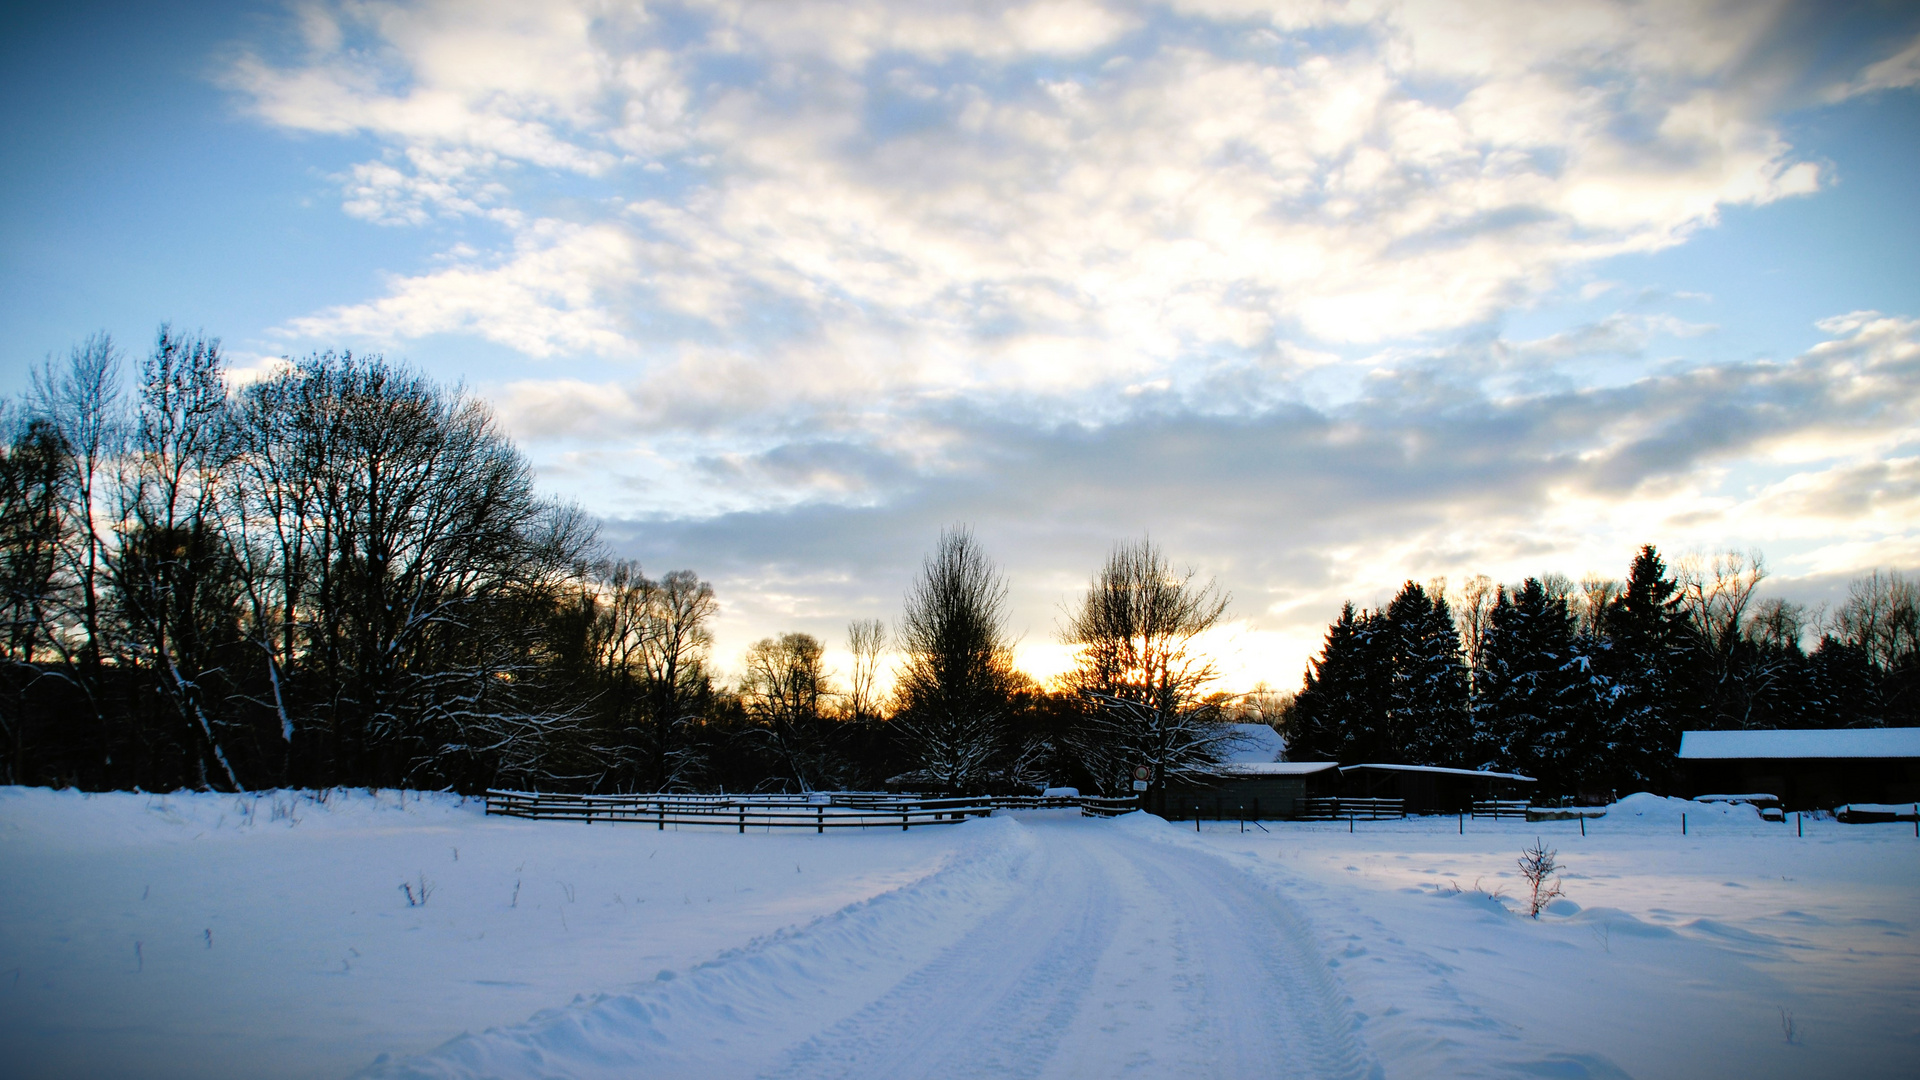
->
7, 326, 1917, 798
1059, 538, 1236, 801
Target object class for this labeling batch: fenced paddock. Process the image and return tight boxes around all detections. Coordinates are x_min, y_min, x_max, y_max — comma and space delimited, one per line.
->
484, 790, 1140, 831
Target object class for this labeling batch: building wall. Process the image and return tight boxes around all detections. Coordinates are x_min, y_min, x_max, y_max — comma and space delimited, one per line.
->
1684, 757, 1920, 809
1162, 776, 1316, 819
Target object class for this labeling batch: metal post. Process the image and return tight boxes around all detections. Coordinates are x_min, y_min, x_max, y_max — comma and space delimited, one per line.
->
1579, 815, 1585, 837
1458, 811, 1463, 835
1681, 812, 1686, 836
1196, 803, 1201, 832
1349, 810, 1354, 833
1797, 812, 1802, 837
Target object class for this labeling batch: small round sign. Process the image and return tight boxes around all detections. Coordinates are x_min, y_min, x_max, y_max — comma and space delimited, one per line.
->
1131, 765, 1151, 781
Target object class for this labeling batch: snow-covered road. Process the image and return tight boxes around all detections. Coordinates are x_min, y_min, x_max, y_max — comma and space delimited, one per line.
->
8, 790, 1914, 1078
756, 815, 1371, 1080
369, 813, 1375, 1080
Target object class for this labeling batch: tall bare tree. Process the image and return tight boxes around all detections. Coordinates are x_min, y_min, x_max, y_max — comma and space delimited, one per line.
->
741, 631, 835, 791
894, 527, 1015, 793
30, 336, 122, 734
115, 327, 243, 790
844, 617, 887, 723
1830, 569, 1919, 671
642, 569, 717, 789
1061, 538, 1232, 798
1454, 574, 1497, 670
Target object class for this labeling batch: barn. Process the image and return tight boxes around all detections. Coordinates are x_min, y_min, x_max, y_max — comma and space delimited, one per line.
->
1159, 724, 1341, 820
1337, 763, 1536, 814
1678, 728, 1920, 810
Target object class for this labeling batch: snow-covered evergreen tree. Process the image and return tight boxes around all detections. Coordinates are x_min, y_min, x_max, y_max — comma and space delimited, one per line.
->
1471, 579, 1583, 786
1599, 545, 1697, 791
1289, 602, 1384, 761
1384, 582, 1471, 767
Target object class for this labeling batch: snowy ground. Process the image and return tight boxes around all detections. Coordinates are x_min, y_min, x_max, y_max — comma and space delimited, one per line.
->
1, 789, 1915, 1079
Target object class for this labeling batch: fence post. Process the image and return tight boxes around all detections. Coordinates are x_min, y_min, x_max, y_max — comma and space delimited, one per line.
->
817, 806, 824, 834
1681, 812, 1687, 836
1797, 812, 1802, 837
738, 806, 745, 834
902, 811, 909, 832
1459, 811, 1463, 835
657, 803, 664, 831
1349, 809, 1354, 833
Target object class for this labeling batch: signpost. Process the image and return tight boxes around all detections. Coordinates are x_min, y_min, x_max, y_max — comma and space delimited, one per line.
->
1131, 765, 1151, 793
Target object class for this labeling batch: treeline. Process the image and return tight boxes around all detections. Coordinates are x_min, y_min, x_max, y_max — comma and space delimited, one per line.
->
1289, 547, 1920, 797
1, 329, 1247, 796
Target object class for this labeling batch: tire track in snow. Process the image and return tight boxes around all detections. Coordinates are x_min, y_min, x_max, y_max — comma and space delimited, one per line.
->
1106, 828, 1379, 1080
355, 815, 1376, 1080
759, 829, 1115, 1080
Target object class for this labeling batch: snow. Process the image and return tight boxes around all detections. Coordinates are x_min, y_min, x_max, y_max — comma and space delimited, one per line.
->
3, 787, 1917, 1078
1339, 762, 1537, 782
1218, 723, 1286, 763
1214, 761, 1341, 776
1678, 727, 1920, 759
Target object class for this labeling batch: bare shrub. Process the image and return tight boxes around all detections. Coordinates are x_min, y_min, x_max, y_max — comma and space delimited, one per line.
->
1517, 837, 1565, 918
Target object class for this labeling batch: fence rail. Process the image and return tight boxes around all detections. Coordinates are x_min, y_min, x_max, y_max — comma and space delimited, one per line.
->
484, 790, 1139, 830
1296, 797, 1406, 821
1471, 799, 1532, 820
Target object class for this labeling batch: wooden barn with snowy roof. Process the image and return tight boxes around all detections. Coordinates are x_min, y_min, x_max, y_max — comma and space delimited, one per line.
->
1678, 728, 1920, 810
1159, 723, 1340, 820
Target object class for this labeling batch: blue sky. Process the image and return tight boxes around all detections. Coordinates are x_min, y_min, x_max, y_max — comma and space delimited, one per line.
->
5, 0, 1919, 687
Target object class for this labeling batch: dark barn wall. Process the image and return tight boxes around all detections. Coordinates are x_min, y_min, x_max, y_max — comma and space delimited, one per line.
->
1339, 768, 1534, 814
1163, 775, 1323, 819
1684, 758, 1920, 810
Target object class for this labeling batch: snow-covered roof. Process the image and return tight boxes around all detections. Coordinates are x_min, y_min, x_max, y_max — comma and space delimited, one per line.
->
1678, 728, 1920, 760
1338, 763, 1536, 783
1217, 723, 1286, 764
1215, 761, 1339, 777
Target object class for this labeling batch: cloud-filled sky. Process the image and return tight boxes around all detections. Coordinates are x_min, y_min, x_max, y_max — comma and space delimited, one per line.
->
4, 0, 1919, 689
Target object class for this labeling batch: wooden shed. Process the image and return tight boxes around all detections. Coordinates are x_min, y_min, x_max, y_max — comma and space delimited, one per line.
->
1163, 761, 1342, 820
1337, 763, 1536, 814
1159, 724, 1341, 820
1678, 728, 1920, 810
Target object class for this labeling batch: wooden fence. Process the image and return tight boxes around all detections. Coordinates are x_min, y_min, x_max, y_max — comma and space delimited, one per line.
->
1470, 799, 1531, 820
484, 790, 1139, 831
1295, 797, 1406, 821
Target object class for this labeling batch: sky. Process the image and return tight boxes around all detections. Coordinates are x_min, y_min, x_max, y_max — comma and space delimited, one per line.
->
4, 0, 1919, 691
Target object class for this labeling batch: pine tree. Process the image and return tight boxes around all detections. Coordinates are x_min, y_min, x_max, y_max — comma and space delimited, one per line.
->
1384, 582, 1471, 767
1600, 545, 1696, 791
1290, 603, 1385, 761
1471, 579, 1580, 787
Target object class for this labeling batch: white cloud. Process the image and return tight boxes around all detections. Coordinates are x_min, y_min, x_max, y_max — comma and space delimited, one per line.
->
239, 0, 1847, 382
221, 2, 1920, 682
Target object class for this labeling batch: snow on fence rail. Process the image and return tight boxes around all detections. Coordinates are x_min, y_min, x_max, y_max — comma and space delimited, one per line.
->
1471, 799, 1531, 820
482, 790, 1140, 831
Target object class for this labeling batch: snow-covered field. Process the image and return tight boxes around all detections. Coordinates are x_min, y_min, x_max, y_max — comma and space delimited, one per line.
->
1, 789, 1914, 1079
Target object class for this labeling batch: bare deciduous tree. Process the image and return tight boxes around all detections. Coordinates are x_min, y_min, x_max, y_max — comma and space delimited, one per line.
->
1061, 538, 1233, 797
1830, 569, 1919, 671
894, 527, 1015, 793
1455, 574, 1497, 670
1577, 575, 1623, 637
845, 617, 886, 723
31, 335, 122, 714
741, 631, 834, 791
116, 327, 243, 790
